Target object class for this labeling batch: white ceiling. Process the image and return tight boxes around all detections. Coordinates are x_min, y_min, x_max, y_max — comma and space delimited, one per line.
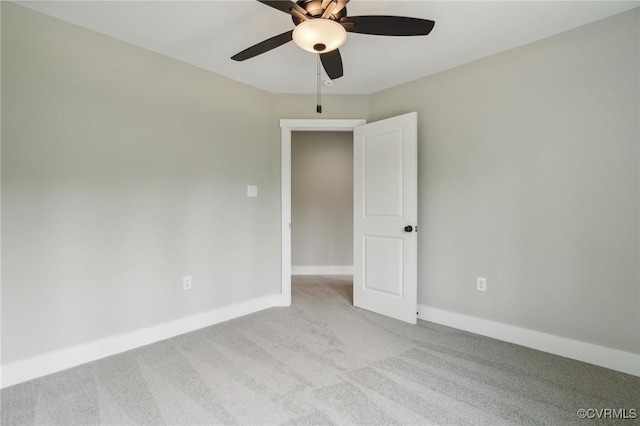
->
18, 0, 639, 95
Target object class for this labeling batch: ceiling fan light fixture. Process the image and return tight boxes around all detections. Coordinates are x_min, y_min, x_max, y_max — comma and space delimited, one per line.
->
292, 19, 347, 54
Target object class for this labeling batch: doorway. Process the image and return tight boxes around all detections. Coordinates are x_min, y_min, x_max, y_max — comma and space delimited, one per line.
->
280, 119, 366, 306
291, 130, 353, 275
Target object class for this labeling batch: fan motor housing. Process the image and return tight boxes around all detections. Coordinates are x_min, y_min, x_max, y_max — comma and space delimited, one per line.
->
292, 0, 347, 25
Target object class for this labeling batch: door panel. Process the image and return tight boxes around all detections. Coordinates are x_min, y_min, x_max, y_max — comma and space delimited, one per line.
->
364, 236, 404, 296
364, 130, 404, 217
354, 112, 417, 324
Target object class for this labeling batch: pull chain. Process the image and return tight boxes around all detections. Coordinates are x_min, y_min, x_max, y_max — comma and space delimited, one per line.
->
316, 54, 322, 114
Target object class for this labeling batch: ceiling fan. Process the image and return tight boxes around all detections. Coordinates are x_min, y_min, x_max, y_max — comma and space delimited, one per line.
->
231, 0, 435, 80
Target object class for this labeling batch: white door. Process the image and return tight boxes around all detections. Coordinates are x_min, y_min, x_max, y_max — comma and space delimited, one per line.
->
353, 112, 418, 324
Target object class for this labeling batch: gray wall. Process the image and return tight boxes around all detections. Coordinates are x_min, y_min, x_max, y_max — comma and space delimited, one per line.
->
1, 3, 281, 363
291, 132, 353, 267
273, 94, 370, 120
370, 9, 640, 355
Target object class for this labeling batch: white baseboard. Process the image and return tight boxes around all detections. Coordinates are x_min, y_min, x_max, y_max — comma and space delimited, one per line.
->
418, 305, 640, 377
1, 294, 284, 388
292, 265, 353, 275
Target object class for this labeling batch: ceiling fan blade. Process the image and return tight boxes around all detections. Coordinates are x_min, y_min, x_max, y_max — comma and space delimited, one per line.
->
231, 30, 293, 61
341, 16, 435, 36
256, 0, 297, 15
320, 49, 344, 80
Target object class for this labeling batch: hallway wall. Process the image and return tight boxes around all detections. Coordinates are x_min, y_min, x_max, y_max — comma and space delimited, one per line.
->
291, 131, 354, 271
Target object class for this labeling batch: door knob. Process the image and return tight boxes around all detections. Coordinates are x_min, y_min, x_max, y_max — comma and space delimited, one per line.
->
404, 225, 413, 233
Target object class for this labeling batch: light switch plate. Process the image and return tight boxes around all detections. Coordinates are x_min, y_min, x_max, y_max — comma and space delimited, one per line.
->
247, 185, 258, 197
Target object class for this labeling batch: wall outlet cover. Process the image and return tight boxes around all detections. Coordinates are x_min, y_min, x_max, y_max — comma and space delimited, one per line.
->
183, 276, 192, 290
477, 277, 487, 292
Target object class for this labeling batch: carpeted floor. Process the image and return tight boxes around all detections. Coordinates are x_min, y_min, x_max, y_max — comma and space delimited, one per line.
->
2, 275, 639, 425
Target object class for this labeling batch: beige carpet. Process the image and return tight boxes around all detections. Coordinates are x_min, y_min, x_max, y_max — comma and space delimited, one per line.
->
2, 275, 639, 425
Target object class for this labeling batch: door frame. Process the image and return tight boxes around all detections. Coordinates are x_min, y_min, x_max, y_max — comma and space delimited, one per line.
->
280, 119, 367, 306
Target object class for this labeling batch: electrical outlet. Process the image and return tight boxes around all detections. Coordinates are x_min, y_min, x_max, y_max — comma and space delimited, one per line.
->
183, 276, 192, 291
477, 277, 487, 292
